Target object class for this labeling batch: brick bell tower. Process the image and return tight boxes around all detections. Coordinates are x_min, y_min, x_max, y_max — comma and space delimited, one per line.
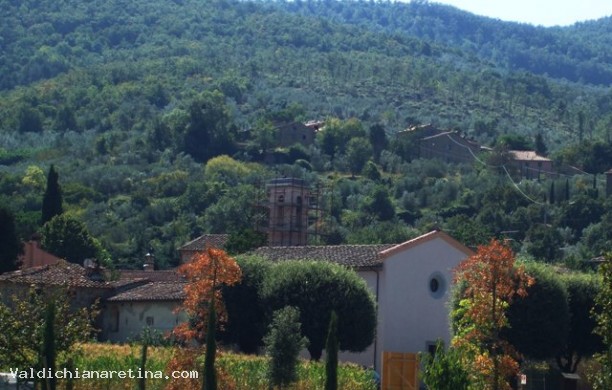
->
266, 178, 311, 246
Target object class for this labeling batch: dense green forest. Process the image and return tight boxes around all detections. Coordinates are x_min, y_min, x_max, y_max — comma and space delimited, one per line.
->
0, 0, 611, 269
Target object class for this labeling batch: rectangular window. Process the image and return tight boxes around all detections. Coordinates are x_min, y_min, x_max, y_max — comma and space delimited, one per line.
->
426, 341, 442, 357
146, 316, 154, 326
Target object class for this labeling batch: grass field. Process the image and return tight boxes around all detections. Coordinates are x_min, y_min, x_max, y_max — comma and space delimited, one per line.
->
50, 343, 378, 390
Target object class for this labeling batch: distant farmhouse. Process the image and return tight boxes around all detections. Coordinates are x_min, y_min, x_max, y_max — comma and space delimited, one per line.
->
506, 150, 554, 180
418, 131, 484, 164
401, 124, 557, 179
274, 120, 323, 148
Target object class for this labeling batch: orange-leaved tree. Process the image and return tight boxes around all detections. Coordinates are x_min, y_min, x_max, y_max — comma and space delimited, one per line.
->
452, 239, 534, 390
174, 247, 242, 344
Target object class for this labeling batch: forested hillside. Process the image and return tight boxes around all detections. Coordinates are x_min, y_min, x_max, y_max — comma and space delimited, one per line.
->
0, 0, 611, 269
276, 0, 612, 86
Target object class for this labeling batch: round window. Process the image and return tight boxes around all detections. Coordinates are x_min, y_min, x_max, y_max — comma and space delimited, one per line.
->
430, 278, 440, 293
428, 273, 446, 299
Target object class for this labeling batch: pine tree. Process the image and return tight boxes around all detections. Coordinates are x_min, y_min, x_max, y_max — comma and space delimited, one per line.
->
325, 311, 338, 390
42, 165, 63, 225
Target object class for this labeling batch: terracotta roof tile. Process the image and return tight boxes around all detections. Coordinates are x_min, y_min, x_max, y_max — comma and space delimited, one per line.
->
251, 231, 473, 268
250, 244, 394, 268
0, 260, 139, 289
107, 282, 186, 302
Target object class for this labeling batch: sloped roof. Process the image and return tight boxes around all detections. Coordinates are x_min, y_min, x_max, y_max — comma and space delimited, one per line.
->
420, 132, 481, 148
0, 260, 141, 289
251, 244, 394, 268
117, 269, 184, 282
251, 231, 474, 269
509, 150, 551, 162
179, 234, 229, 252
107, 281, 186, 302
378, 230, 474, 260
420, 131, 455, 141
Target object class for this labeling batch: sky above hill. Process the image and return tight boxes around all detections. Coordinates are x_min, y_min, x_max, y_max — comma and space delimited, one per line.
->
426, 0, 612, 27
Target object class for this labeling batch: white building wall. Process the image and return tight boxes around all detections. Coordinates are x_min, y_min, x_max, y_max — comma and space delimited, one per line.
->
376, 237, 468, 371
338, 269, 379, 368
329, 238, 469, 372
104, 301, 186, 343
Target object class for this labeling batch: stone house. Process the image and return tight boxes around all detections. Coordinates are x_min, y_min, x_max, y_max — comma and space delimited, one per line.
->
418, 131, 483, 164
103, 281, 186, 342
0, 258, 186, 342
507, 150, 554, 180
275, 121, 316, 147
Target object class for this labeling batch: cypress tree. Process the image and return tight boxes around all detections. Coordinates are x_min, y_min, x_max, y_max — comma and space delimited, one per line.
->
42, 165, 63, 225
138, 342, 148, 390
203, 301, 217, 390
0, 207, 22, 273
325, 311, 338, 390
264, 306, 307, 389
41, 301, 57, 390
549, 181, 555, 204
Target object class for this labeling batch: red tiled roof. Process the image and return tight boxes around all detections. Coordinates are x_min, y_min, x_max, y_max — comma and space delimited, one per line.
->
251, 244, 394, 268
107, 281, 186, 302
0, 260, 141, 289
179, 234, 229, 251
251, 231, 473, 268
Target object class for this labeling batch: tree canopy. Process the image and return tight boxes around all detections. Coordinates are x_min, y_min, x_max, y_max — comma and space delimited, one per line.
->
0, 207, 22, 273
452, 239, 534, 390
261, 261, 376, 361
40, 214, 103, 265
41, 165, 63, 225
174, 248, 241, 344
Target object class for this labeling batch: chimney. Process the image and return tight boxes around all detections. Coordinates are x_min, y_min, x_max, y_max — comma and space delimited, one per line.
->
143, 252, 155, 272
84, 258, 105, 282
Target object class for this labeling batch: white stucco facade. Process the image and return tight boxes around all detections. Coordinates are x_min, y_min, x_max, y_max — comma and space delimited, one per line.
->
103, 301, 186, 342
346, 232, 472, 371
